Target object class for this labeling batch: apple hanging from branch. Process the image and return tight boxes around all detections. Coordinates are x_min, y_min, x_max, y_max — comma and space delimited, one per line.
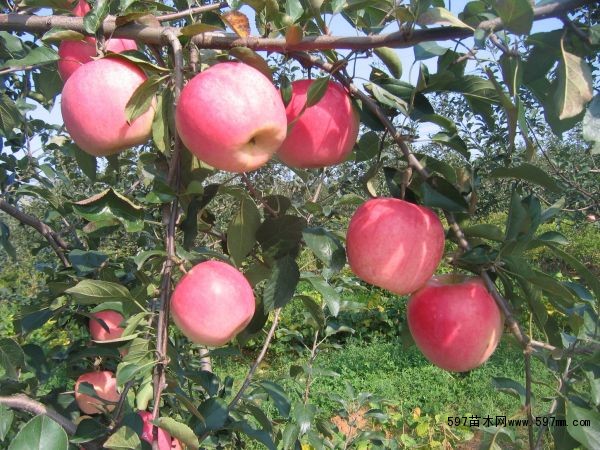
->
176, 62, 288, 172
171, 261, 256, 347
407, 274, 504, 372
74, 371, 120, 415
346, 198, 445, 295
277, 79, 360, 168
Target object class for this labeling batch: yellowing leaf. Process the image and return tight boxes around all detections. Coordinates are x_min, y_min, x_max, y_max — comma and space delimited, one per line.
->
285, 24, 303, 46
417, 7, 473, 29
222, 11, 251, 38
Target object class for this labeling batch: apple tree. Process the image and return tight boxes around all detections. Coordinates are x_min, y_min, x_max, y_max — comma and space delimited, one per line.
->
0, 0, 598, 449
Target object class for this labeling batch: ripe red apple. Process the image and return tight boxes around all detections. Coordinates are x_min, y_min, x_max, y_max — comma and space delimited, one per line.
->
171, 261, 255, 346
175, 62, 287, 172
61, 57, 154, 156
89, 310, 124, 341
138, 411, 172, 450
75, 371, 120, 415
276, 79, 360, 168
346, 198, 445, 295
58, 1, 137, 81
407, 274, 504, 372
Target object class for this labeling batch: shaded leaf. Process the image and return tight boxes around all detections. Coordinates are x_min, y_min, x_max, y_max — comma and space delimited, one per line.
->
555, 42, 593, 120
227, 196, 261, 266
8, 416, 67, 450
490, 163, 562, 194
263, 255, 300, 312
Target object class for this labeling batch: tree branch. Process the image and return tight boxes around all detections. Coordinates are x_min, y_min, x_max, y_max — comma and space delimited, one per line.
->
0, 0, 592, 50
156, 1, 227, 22
151, 29, 183, 450
0, 394, 77, 435
0, 198, 70, 267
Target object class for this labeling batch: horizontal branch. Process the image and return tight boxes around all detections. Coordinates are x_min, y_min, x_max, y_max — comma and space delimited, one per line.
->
0, 394, 77, 435
0, 0, 591, 51
0, 198, 70, 267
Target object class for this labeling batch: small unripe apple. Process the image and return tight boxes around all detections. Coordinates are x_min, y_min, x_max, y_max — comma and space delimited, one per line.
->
58, 1, 137, 81
138, 411, 172, 450
89, 310, 124, 341
171, 261, 255, 346
61, 57, 154, 156
75, 371, 120, 415
407, 274, 504, 372
346, 198, 445, 295
276, 79, 360, 168
175, 62, 287, 172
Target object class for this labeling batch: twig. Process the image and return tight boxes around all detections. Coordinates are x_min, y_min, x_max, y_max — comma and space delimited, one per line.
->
0, 394, 77, 435
0, 1, 592, 49
0, 198, 70, 267
525, 349, 535, 450
156, 1, 228, 22
228, 308, 282, 410
240, 173, 279, 216
0, 63, 44, 75
150, 29, 184, 450
303, 330, 320, 404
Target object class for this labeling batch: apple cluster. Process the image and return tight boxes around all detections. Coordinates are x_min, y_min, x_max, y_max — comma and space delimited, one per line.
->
75, 309, 181, 448
59, 1, 503, 376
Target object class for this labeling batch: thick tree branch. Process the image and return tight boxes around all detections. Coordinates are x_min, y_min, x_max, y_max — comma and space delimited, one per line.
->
0, 0, 591, 50
0, 198, 70, 267
0, 394, 77, 435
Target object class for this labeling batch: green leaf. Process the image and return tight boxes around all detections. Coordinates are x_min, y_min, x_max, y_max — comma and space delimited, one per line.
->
555, 41, 593, 120
180, 23, 224, 36
74, 149, 97, 182
417, 7, 472, 29
302, 227, 346, 274
102, 425, 142, 450
298, 295, 325, 330
152, 89, 171, 153
414, 41, 447, 60
8, 416, 68, 450
263, 256, 300, 312
65, 279, 133, 305
285, 0, 304, 21
72, 189, 144, 233
0, 338, 24, 380
260, 381, 291, 417
83, 0, 110, 34
70, 418, 107, 444
154, 417, 199, 449
41, 27, 85, 42
196, 398, 229, 434
463, 224, 504, 242
582, 95, 600, 154
494, 0, 533, 34
0, 45, 58, 70
304, 274, 340, 317
306, 77, 331, 108
116, 361, 154, 386
489, 163, 562, 194
368, 83, 409, 114
0, 404, 13, 441
420, 177, 469, 213
566, 402, 600, 449
0, 93, 23, 135
0, 222, 16, 260
492, 377, 527, 405
256, 215, 306, 259
355, 130, 380, 162
293, 402, 316, 434
68, 250, 108, 276
227, 196, 261, 266
125, 75, 163, 124
373, 47, 402, 78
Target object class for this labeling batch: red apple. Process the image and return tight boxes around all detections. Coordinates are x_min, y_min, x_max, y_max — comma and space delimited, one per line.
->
407, 274, 504, 372
61, 57, 154, 156
346, 198, 445, 295
171, 439, 182, 449
138, 411, 172, 450
276, 79, 360, 168
58, 1, 137, 81
75, 371, 120, 415
175, 62, 287, 172
89, 310, 124, 341
171, 261, 255, 346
